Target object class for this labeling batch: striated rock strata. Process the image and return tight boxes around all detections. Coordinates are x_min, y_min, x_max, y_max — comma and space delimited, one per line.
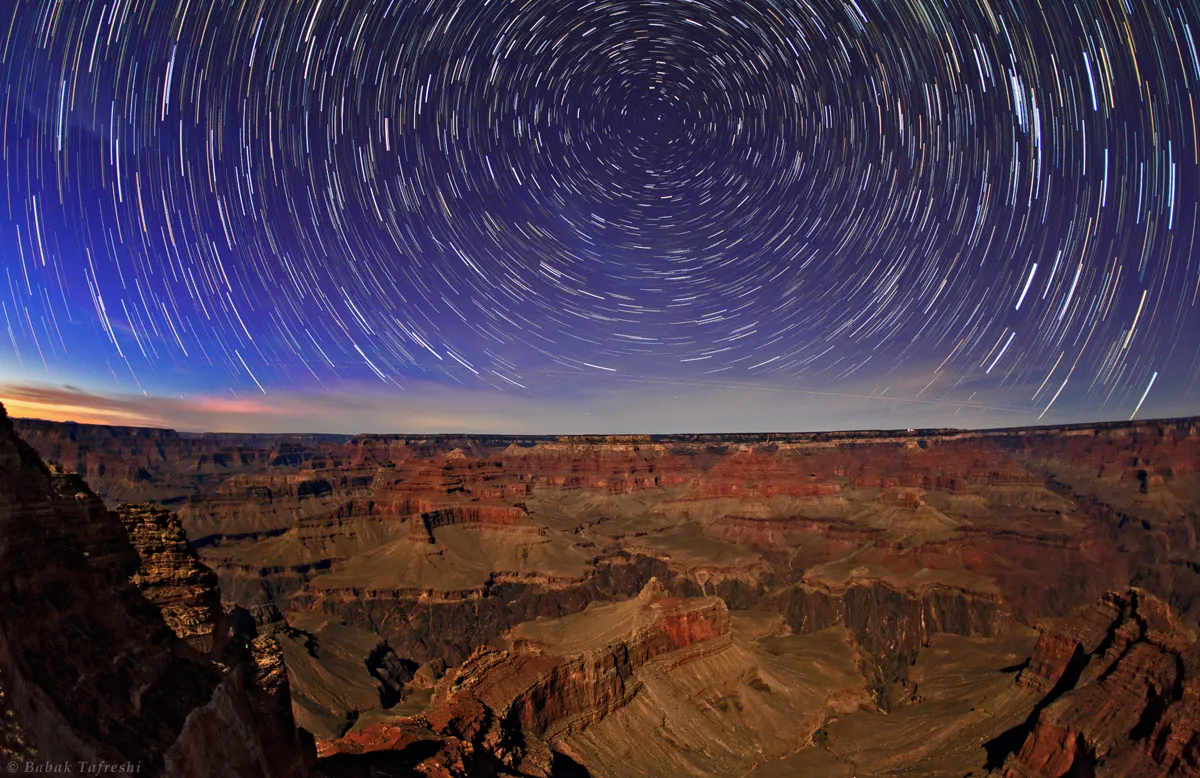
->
116, 501, 229, 656
998, 589, 1200, 777
319, 579, 736, 775
14, 419, 1174, 683
780, 578, 1012, 706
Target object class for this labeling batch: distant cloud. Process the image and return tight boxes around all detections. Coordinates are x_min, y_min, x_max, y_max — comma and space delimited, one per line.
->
0, 380, 554, 434
0, 384, 176, 427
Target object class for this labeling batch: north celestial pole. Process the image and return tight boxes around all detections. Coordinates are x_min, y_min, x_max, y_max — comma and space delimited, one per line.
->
0, 0, 1197, 433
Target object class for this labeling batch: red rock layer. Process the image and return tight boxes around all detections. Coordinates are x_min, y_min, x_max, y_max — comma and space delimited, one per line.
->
1001, 589, 1200, 777
319, 580, 731, 776
489, 585, 731, 738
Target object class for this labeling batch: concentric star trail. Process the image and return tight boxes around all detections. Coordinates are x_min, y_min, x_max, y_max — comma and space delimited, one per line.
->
1, 0, 1197, 430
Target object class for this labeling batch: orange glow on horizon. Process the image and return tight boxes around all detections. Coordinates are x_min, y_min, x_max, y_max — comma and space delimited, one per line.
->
0, 397, 164, 427
1, 384, 316, 432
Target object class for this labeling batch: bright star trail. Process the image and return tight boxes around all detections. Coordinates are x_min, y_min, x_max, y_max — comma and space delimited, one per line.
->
0, 0, 1197, 433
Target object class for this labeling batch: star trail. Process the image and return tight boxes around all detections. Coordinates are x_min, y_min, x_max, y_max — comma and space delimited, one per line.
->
0, 0, 1198, 433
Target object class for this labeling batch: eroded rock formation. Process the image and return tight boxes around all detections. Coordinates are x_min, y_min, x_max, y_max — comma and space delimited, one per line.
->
779, 579, 1012, 706
319, 579, 752, 776
0, 403, 314, 776
999, 589, 1200, 777
116, 501, 229, 656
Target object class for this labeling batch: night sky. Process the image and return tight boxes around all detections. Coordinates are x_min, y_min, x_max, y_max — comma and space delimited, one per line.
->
0, 0, 1198, 433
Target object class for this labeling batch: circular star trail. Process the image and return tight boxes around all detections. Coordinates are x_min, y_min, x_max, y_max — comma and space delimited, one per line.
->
1, 0, 1198, 426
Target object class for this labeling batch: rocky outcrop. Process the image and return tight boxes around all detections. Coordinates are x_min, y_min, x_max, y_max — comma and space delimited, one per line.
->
159, 633, 311, 778
479, 578, 731, 739
0, 671, 35, 761
319, 580, 732, 775
998, 589, 1200, 777
116, 501, 229, 655
0, 402, 313, 776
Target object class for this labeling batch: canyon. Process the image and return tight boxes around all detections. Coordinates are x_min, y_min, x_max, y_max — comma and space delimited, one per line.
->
2, 406, 1199, 775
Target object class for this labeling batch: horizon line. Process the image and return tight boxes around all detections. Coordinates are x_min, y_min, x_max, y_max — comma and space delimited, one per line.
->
9, 411, 1198, 441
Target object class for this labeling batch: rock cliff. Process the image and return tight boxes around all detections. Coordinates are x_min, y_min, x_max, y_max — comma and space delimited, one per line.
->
319, 579, 769, 776
0, 402, 313, 776
116, 501, 229, 656
780, 578, 1012, 706
15, 420, 1155, 657
998, 589, 1200, 777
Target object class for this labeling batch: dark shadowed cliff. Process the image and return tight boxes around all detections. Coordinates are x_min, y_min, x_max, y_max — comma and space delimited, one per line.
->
0, 402, 314, 776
